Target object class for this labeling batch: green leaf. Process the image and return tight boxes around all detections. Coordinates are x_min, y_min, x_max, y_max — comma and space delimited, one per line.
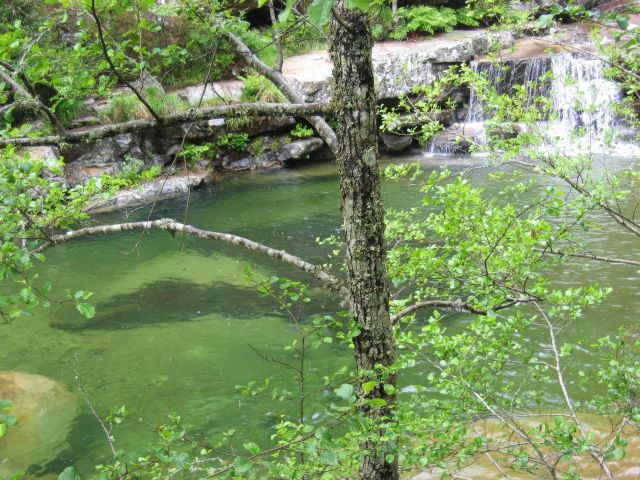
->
76, 303, 95, 319
278, 0, 296, 22
537, 14, 554, 28
0, 423, 6, 437
362, 380, 377, 394
243, 442, 261, 456
308, 0, 335, 26
368, 398, 387, 407
347, 0, 369, 12
319, 449, 338, 465
315, 426, 331, 443
334, 383, 355, 402
616, 16, 629, 30
233, 457, 253, 474
58, 467, 81, 480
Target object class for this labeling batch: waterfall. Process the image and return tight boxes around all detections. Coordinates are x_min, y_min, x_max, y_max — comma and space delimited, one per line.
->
549, 54, 621, 139
425, 53, 632, 157
522, 57, 550, 110
466, 58, 550, 124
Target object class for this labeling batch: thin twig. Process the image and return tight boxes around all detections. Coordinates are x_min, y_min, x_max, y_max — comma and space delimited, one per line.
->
73, 353, 117, 457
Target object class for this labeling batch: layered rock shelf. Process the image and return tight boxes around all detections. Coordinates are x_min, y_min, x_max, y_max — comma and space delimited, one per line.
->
24, 24, 622, 211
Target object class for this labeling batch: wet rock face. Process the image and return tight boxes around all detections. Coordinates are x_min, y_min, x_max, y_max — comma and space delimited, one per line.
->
380, 131, 413, 152
0, 371, 79, 478
61, 116, 299, 186
280, 29, 514, 103
216, 136, 324, 171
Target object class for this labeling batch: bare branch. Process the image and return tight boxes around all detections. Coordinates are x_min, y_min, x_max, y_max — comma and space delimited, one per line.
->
0, 64, 65, 133
33, 218, 344, 295
0, 102, 331, 147
268, 0, 284, 72
390, 297, 534, 324
89, 0, 162, 122
73, 353, 117, 458
534, 302, 613, 479
537, 248, 640, 267
224, 32, 337, 151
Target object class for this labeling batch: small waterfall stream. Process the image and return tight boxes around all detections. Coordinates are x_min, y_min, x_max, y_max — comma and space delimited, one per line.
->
549, 54, 621, 138
427, 53, 632, 156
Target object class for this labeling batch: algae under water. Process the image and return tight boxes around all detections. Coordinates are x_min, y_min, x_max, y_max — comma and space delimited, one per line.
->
1, 156, 639, 478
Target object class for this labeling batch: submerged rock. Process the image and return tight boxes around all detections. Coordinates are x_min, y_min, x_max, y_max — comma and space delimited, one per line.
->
0, 371, 79, 478
410, 413, 640, 479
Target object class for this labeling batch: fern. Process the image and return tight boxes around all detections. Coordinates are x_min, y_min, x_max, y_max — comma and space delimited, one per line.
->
391, 6, 461, 40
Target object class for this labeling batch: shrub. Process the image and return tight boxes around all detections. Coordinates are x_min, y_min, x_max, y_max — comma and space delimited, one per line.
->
240, 74, 287, 103
391, 6, 460, 40
177, 143, 214, 167
216, 132, 249, 152
249, 138, 265, 156
290, 123, 314, 138
102, 88, 189, 123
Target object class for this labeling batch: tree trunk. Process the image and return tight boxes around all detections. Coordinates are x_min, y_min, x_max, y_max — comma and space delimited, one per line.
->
329, 3, 398, 480
392, 0, 398, 27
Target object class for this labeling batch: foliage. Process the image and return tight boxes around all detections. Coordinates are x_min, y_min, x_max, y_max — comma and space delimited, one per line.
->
216, 132, 249, 152
1, 1, 640, 479
97, 159, 161, 195
391, 6, 459, 40
0, 1, 38, 28
249, 137, 265, 156
290, 123, 314, 138
177, 143, 213, 167
102, 88, 189, 123
240, 74, 287, 103
0, 399, 16, 437
0, 146, 101, 320
177, 134, 251, 167
465, 0, 533, 27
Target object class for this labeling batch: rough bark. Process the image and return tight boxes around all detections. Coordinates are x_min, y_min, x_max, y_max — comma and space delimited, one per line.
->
0, 102, 331, 147
329, 3, 398, 480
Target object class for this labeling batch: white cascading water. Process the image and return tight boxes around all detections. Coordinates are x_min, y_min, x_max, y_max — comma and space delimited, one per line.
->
427, 53, 634, 156
548, 54, 620, 140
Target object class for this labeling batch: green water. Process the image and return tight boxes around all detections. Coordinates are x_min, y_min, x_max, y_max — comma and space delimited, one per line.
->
1, 156, 639, 477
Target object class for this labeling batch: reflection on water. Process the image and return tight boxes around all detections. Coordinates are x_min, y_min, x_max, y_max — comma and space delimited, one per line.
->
0, 156, 639, 477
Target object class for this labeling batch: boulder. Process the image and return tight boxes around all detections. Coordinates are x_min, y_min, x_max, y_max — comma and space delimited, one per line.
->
428, 127, 474, 154
177, 80, 244, 104
276, 137, 324, 162
87, 170, 211, 213
215, 136, 325, 171
381, 131, 413, 152
62, 133, 144, 185
0, 371, 79, 478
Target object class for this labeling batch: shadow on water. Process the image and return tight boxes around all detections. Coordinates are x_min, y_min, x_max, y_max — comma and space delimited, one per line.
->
51, 279, 280, 331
